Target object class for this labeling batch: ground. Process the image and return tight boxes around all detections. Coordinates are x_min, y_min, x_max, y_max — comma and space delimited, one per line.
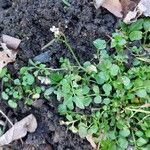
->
0, 0, 117, 149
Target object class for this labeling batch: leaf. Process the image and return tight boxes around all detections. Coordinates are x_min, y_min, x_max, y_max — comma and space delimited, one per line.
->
137, 137, 148, 146
93, 39, 106, 49
2, 92, 9, 100
122, 76, 130, 87
78, 125, 87, 138
102, 83, 112, 96
136, 89, 147, 98
8, 100, 17, 109
94, 0, 123, 18
0, 43, 17, 69
119, 129, 130, 137
73, 96, 85, 109
129, 31, 142, 41
145, 130, 150, 138
0, 114, 37, 146
94, 96, 102, 104
118, 138, 128, 149
110, 64, 119, 76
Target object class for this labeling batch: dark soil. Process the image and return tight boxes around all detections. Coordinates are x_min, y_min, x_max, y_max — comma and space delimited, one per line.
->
0, 0, 118, 149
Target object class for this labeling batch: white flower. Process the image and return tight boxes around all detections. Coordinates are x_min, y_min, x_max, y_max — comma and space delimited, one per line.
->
50, 26, 60, 37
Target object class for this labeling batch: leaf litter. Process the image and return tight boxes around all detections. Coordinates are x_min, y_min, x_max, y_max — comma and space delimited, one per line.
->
0, 35, 21, 70
0, 114, 37, 146
94, 0, 150, 23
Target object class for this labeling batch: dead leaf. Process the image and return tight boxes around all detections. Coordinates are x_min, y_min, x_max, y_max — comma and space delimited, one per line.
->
0, 35, 21, 70
94, 0, 123, 18
0, 114, 37, 146
86, 135, 97, 149
124, 0, 150, 23
2, 35, 21, 50
0, 43, 17, 69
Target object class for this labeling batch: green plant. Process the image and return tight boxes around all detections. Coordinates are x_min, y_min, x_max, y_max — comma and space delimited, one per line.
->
1, 18, 150, 149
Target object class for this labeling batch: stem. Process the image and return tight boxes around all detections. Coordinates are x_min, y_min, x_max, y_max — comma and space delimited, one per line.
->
0, 109, 13, 126
41, 39, 55, 50
64, 40, 82, 68
126, 108, 150, 114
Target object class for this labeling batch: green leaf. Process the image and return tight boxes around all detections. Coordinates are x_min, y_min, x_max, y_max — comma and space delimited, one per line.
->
66, 96, 74, 110
44, 87, 54, 96
137, 137, 148, 146
23, 74, 35, 85
0, 68, 7, 78
8, 100, 17, 109
14, 79, 21, 85
122, 76, 130, 87
83, 97, 92, 107
136, 89, 147, 98
119, 129, 130, 137
78, 125, 87, 138
2, 92, 9, 100
88, 125, 98, 134
129, 31, 142, 41
118, 138, 128, 149
58, 104, 67, 114
143, 18, 150, 31
103, 98, 111, 105
102, 83, 112, 96
110, 64, 119, 76
82, 86, 90, 95
73, 96, 85, 109
93, 85, 99, 94
109, 131, 116, 140
95, 71, 109, 85
25, 98, 33, 105
145, 130, 150, 138
94, 96, 102, 104
93, 39, 106, 49
129, 19, 143, 32
135, 131, 144, 137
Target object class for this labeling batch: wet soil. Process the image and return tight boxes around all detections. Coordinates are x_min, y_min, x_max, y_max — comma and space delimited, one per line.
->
0, 0, 118, 149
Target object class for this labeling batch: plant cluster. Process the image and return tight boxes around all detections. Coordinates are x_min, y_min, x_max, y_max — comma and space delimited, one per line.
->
0, 18, 150, 149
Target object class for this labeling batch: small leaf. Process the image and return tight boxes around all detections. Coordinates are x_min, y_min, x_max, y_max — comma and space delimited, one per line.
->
137, 137, 148, 146
119, 129, 130, 137
2, 92, 9, 100
122, 76, 130, 87
78, 125, 87, 138
103, 98, 111, 105
102, 83, 112, 96
73, 96, 85, 109
129, 31, 142, 41
110, 64, 119, 76
44, 87, 54, 96
93, 39, 106, 49
93, 85, 99, 94
8, 100, 17, 109
94, 96, 102, 104
136, 89, 147, 98
118, 138, 128, 149
145, 130, 150, 138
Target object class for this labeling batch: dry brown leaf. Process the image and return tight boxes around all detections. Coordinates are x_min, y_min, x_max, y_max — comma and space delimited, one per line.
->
0, 35, 21, 70
0, 43, 17, 69
2, 34, 21, 50
0, 114, 37, 146
124, 0, 150, 23
86, 135, 97, 149
94, 0, 123, 17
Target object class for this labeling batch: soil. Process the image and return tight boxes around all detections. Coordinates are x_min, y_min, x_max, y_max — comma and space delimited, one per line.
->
0, 0, 118, 149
